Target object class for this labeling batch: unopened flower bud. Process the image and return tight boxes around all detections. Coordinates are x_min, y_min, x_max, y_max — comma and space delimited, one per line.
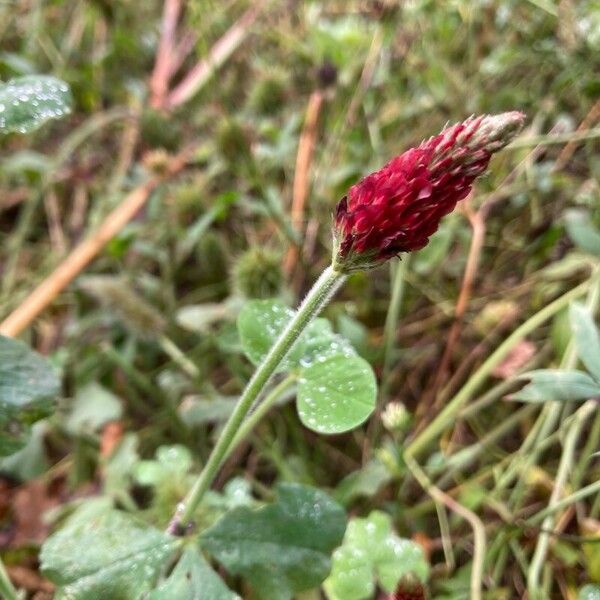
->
332, 112, 525, 273
381, 402, 411, 432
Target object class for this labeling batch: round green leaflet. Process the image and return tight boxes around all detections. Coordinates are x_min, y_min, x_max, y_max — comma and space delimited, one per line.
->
297, 354, 376, 434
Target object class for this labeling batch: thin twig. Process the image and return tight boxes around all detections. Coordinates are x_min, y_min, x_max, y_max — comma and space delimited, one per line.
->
150, 0, 183, 109
165, 6, 260, 110
170, 31, 199, 75
0, 148, 195, 337
420, 199, 485, 420
107, 105, 141, 197
284, 90, 324, 277
314, 27, 383, 196
405, 453, 487, 600
44, 187, 67, 256
551, 99, 600, 172
527, 400, 597, 594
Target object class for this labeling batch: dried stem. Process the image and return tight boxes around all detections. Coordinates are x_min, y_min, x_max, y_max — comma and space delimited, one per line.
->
418, 199, 485, 422
284, 90, 324, 277
0, 148, 194, 337
406, 277, 592, 459
165, 6, 260, 110
552, 98, 600, 172
405, 453, 486, 600
150, 0, 183, 109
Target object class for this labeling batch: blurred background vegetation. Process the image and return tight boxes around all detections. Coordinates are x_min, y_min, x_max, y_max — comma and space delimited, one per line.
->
0, 0, 599, 598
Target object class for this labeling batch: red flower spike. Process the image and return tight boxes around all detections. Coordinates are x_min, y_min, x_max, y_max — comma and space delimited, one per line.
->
332, 112, 525, 273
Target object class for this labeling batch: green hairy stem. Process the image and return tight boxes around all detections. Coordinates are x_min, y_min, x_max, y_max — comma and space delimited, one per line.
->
169, 266, 346, 533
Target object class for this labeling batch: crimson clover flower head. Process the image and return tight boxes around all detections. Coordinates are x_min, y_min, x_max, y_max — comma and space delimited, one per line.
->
332, 112, 525, 273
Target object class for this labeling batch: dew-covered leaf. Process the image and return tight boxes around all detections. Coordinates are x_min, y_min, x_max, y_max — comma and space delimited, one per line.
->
237, 300, 361, 375
237, 299, 306, 371
510, 369, 600, 402
40, 507, 178, 600
201, 483, 346, 600
0, 336, 59, 409
134, 444, 193, 486
324, 511, 429, 600
0, 335, 59, 456
579, 585, 600, 600
297, 354, 376, 434
570, 302, 600, 382
0, 75, 72, 134
149, 546, 238, 599
299, 318, 356, 368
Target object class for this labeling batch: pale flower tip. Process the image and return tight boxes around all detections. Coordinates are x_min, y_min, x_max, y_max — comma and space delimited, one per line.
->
481, 111, 526, 147
382, 402, 411, 432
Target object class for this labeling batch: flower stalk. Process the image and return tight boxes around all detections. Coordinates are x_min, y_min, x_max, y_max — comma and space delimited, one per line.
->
168, 266, 345, 533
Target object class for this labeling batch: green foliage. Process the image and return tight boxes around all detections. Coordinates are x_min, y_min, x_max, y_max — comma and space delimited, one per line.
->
78, 275, 166, 337
238, 299, 376, 433
40, 505, 178, 599
512, 302, 600, 403
202, 483, 346, 600
133, 445, 195, 526
0, 335, 59, 456
297, 354, 376, 434
300, 318, 356, 367
570, 301, 600, 381
149, 546, 238, 600
0, 75, 72, 134
324, 511, 429, 600
579, 585, 600, 600
178, 395, 237, 425
140, 109, 183, 152
176, 302, 233, 334
2, 1, 600, 597
512, 370, 600, 403
216, 118, 252, 164
333, 460, 392, 506
237, 299, 304, 370
248, 71, 288, 115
